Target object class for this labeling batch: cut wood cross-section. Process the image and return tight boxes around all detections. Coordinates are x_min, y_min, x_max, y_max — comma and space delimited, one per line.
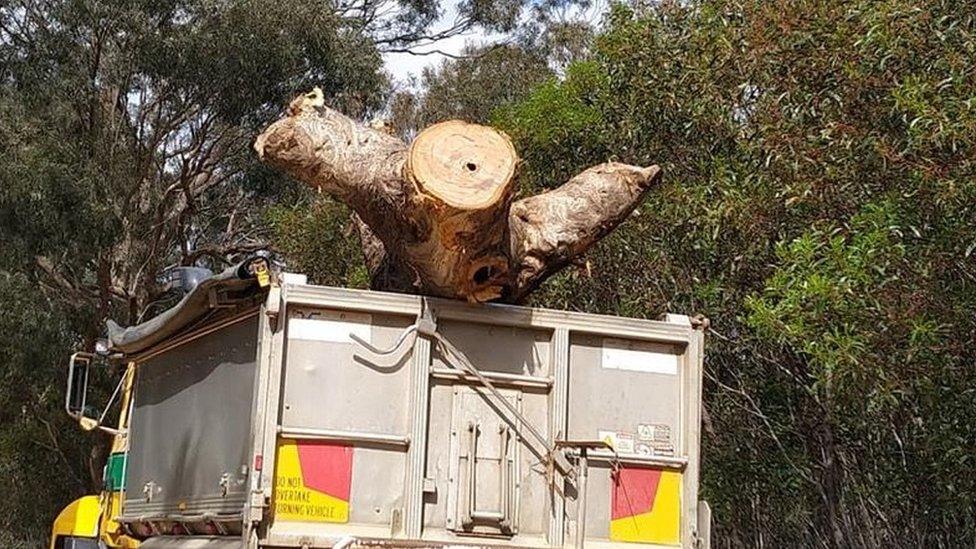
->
254, 88, 662, 302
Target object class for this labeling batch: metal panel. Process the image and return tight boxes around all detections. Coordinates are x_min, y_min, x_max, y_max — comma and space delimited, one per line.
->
347, 447, 408, 525
124, 316, 259, 519
567, 332, 690, 545
431, 320, 551, 377
265, 282, 704, 549
446, 387, 521, 536
273, 306, 416, 535
567, 333, 682, 449
422, 322, 552, 546
281, 308, 413, 436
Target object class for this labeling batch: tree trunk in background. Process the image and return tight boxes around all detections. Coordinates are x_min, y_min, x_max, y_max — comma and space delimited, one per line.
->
255, 88, 661, 302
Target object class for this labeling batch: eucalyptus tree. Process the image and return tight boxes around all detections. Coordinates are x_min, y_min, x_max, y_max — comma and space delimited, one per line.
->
0, 0, 559, 541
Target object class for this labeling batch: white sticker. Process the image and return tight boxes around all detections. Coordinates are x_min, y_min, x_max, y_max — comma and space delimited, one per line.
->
288, 311, 372, 344
601, 338, 678, 375
598, 430, 636, 453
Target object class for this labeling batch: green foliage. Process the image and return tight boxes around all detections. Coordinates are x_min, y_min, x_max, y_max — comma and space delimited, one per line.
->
0, 0, 388, 541
493, 61, 609, 188
267, 197, 370, 288
390, 44, 554, 136
0, 273, 93, 545
494, 0, 976, 545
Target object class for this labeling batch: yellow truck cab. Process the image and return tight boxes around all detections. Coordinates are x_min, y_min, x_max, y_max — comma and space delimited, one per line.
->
52, 256, 711, 549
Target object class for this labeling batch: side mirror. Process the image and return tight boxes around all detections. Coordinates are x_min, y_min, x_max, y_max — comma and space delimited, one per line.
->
65, 352, 123, 435
66, 352, 93, 419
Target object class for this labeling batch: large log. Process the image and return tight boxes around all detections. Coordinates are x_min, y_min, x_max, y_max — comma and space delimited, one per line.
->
255, 88, 661, 302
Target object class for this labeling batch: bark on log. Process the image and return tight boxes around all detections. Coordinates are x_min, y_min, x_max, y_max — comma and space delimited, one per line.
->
255, 88, 661, 302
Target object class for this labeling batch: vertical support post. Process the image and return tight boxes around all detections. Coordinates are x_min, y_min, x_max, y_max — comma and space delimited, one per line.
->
576, 449, 589, 549
683, 327, 705, 545
257, 286, 287, 542
244, 302, 275, 548
548, 328, 570, 546
404, 301, 433, 538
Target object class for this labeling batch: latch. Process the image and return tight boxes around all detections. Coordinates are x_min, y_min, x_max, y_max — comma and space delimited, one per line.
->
219, 472, 233, 497
143, 480, 161, 502
461, 423, 514, 534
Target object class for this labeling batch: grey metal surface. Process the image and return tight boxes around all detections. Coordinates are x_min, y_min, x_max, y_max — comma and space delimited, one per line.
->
567, 333, 682, 447
421, 325, 552, 546
256, 282, 705, 549
446, 387, 522, 535
281, 308, 414, 437
430, 320, 550, 378
124, 315, 259, 519
347, 447, 409, 525
567, 332, 685, 541
276, 307, 416, 532
404, 324, 432, 538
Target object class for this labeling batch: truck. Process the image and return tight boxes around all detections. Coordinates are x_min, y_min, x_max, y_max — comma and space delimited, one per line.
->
50, 256, 711, 549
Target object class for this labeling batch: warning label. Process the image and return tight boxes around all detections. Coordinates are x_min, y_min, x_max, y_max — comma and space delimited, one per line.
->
599, 423, 675, 457
272, 440, 352, 523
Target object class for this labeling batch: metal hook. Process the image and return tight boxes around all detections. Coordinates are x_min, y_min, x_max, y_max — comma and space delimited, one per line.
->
348, 297, 437, 364
350, 324, 418, 357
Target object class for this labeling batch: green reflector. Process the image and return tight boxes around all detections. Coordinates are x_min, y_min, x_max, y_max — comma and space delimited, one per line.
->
104, 453, 126, 491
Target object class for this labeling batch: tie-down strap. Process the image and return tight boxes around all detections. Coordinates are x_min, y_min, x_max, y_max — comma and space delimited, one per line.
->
350, 300, 573, 476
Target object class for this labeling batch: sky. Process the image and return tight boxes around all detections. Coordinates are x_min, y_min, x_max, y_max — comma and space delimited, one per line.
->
383, 32, 476, 84
381, 0, 608, 86
381, 0, 495, 86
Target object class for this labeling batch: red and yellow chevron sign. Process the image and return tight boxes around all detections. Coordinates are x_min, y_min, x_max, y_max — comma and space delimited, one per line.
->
272, 439, 353, 523
610, 467, 682, 545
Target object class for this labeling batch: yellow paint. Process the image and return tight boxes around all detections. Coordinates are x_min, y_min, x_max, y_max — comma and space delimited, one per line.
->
111, 364, 136, 454
272, 440, 349, 523
51, 363, 140, 549
255, 261, 271, 287
99, 363, 140, 548
49, 496, 101, 549
609, 471, 682, 545
100, 491, 140, 548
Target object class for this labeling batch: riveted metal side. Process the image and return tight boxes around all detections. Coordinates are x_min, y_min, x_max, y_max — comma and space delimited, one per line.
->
405, 331, 432, 537
547, 328, 569, 546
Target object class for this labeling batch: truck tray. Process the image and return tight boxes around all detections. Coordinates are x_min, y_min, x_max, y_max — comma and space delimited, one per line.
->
115, 277, 707, 548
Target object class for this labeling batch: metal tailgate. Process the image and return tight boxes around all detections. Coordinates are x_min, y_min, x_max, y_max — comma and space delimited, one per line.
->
123, 314, 260, 527
256, 285, 705, 548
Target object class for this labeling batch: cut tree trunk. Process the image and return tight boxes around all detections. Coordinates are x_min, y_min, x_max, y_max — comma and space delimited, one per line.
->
255, 88, 661, 302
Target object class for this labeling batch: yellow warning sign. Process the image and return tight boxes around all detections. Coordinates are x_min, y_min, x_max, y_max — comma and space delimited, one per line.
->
272, 439, 352, 523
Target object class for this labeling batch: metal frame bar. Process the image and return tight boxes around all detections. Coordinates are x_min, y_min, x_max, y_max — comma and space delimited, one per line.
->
256, 287, 288, 532
683, 327, 705, 544
548, 328, 570, 546
429, 367, 552, 390
283, 284, 695, 344
575, 450, 688, 470
244, 299, 277, 548
404, 316, 433, 538
278, 426, 411, 449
